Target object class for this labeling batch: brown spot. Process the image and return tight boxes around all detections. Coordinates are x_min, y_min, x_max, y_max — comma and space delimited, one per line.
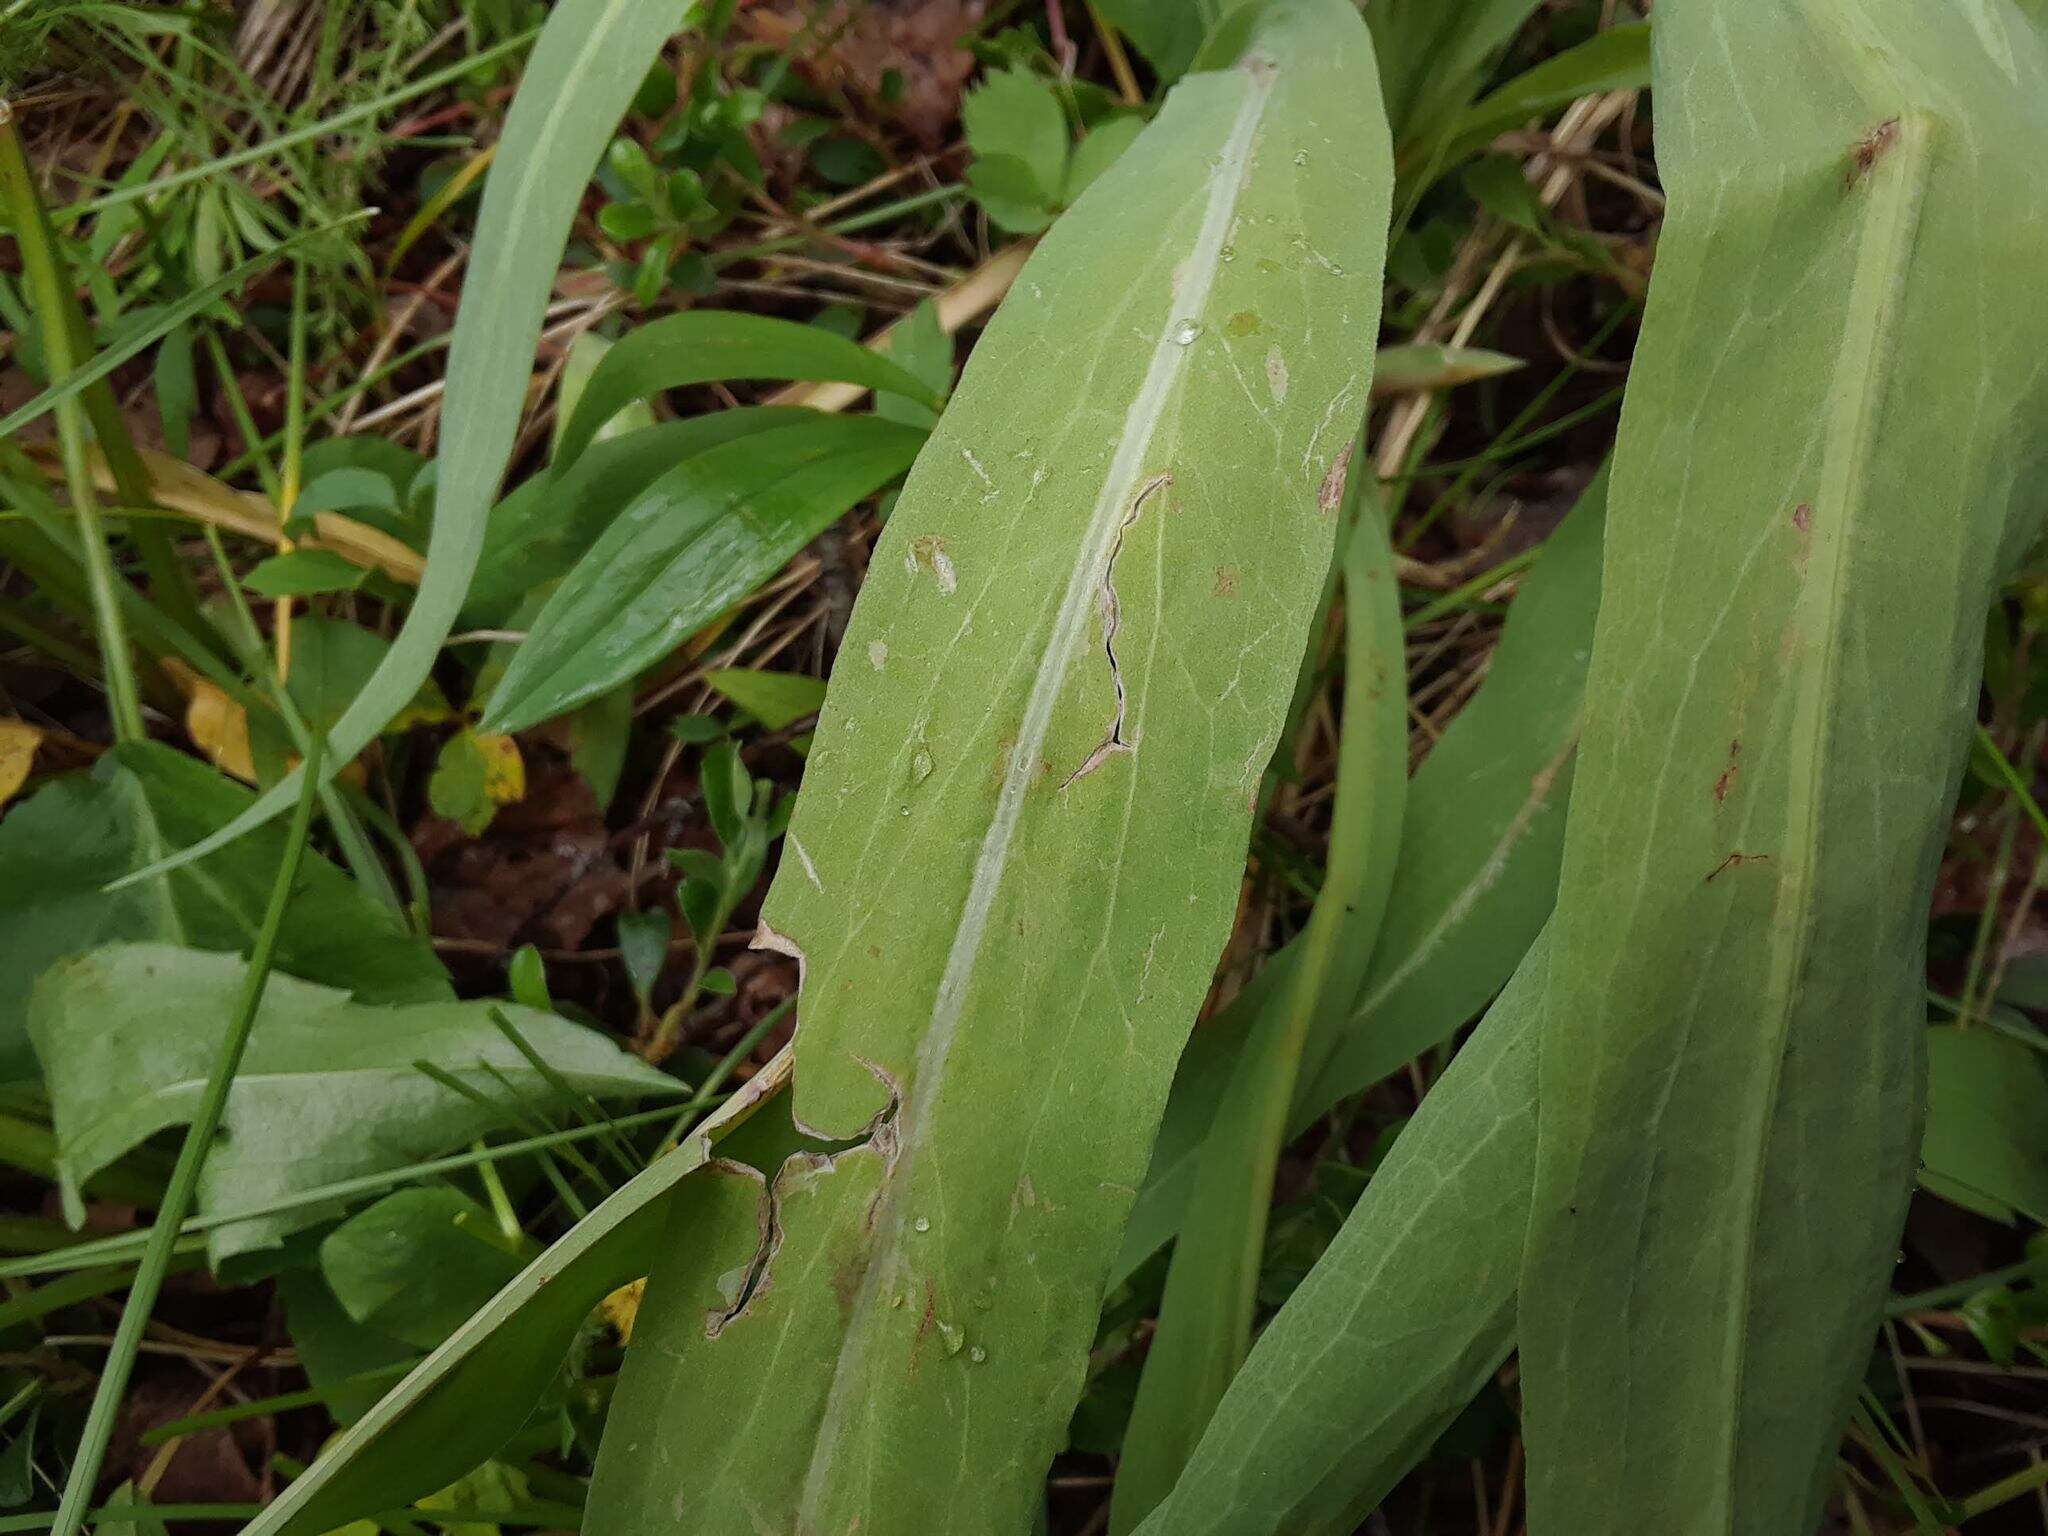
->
1317, 442, 1354, 518
1212, 566, 1239, 597
1791, 502, 1813, 572
908, 1278, 940, 1377
1705, 850, 1771, 883
1847, 118, 1900, 188
1713, 740, 1741, 805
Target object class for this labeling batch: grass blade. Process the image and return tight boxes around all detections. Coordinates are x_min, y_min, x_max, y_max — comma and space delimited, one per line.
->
47, 739, 322, 1536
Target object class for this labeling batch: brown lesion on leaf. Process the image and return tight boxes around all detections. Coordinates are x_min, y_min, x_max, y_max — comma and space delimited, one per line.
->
1317, 442, 1354, 518
1846, 118, 1900, 189
1061, 472, 1172, 789
1705, 850, 1771, 883
1791, 502, 1813, 572
1212, 565, 1238, 598
1712, 739, 1741, 805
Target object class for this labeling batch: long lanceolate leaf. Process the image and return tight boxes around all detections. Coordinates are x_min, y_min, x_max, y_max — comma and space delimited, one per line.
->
1519, 5, 2048, 1528
111, 0, 692, 887
583, 3, 1392, 1530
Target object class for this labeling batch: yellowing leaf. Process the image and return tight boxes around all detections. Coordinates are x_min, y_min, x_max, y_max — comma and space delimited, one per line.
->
429, 729, 526, 836
162, 662, 256, 784
600, 1278, 644, 1343
0, 720, 44, 807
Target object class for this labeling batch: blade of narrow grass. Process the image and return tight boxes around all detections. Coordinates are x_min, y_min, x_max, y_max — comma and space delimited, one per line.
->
1110, 458, 1409, 1531
111, 0, 699, 889
52, 29, 539, 222
48, 738, 324, 1536
0, 1102, 708, 1282
0, 113, 142, 740
488, 1007, 645, 1178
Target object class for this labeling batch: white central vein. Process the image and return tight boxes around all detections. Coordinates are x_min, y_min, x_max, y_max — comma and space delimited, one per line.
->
915, 67, 1275, 1116
797, 60, 1279, 1517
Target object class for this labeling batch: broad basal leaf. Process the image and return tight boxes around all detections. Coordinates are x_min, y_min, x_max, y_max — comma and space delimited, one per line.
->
1519, 5, 2048, 1529
0, 742, 446, 1082
584, 3, 1392, 1531
31, 944, 678, 1266
480, 414, 925, 733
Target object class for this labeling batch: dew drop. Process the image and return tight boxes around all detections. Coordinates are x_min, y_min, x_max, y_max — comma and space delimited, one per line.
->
1292, 150, 1309, 166
913, 1215, 931, 1233
938, 1320, 966, 1357
1220, 244, 1236, 263
969, 1345, 988, 1364
1171, 319, 1204, 346
910, 745, 934, 784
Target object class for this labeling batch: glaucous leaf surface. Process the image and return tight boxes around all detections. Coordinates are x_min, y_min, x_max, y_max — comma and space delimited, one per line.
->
1519, 5, 2048, 1528
585, 3, 1392, 1530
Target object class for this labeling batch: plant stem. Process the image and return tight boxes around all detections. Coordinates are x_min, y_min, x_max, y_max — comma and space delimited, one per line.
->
47, 739, 324, 1536
0, 112, 144, 740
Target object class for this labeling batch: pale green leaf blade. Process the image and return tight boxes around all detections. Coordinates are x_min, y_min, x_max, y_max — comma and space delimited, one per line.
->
551, 312, 942, 473
30, 944, 679, 1264
479, 415, 925, 733
584, 3, 1393, 1529
1519, 6, 2048, 1528
114, 0, 694, 886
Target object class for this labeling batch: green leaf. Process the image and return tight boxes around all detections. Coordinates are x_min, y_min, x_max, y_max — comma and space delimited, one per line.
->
964, 154, 1057, 233
582, 4, 1393, 1529
551, 312, 941, 473
294, 465, 402, 516
1093, 0, 1223, 81
319, 1188, 526, 1350
615, 909, 671, 1007
1366, 0, 1543, 142
238, 1060, 785, 1536
1518, 7, 2048, 1528
466, 408, 813, 623
428, 729, 525, 836
1923, 1025, 2048, 1225
242, 548, 371, 599
566, 683, 635, 810
550, 332, 657, 461
116, 0, 700, 886
1128, 940, 1546, 1536
479, 415, 925, 733
961, 66, 1070, 204
703, 667, 827, 730
874, 300, 951, 429
0, 743, 447, 1082
1408, 21, 1650, 193
30, 944, 679, 1265
1112, 471, 1411, 1530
